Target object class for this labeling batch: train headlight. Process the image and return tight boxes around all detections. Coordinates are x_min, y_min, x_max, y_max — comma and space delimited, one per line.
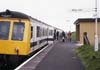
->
15, 48, 19, 55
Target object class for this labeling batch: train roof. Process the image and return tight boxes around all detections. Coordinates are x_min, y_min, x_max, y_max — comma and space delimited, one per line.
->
0, 10, 63, 31
30, 16, 61, 29
0, 9, 29, 19
30, 16, 63, 31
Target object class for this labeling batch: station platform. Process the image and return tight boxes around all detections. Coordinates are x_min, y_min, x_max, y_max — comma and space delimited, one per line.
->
16, 41, 84, 70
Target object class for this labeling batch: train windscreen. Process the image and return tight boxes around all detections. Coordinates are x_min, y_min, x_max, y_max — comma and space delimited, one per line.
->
12, 22, 25, 41
0, 21, 10, 40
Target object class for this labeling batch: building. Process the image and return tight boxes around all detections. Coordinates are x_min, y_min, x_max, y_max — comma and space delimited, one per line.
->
74, 18, 100, 45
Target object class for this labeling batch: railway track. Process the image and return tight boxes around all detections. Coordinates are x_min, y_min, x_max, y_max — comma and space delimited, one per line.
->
14, 45, 49, 70
0, 45, 48, 70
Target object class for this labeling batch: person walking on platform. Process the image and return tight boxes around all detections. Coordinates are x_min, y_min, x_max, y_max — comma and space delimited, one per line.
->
67, 31, 72, 42
53, 30, 56, 40
61, 31, 65, 42
56, 31, 59, 40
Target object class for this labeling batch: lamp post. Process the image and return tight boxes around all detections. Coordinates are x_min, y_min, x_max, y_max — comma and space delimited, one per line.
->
94, 0, 98, 52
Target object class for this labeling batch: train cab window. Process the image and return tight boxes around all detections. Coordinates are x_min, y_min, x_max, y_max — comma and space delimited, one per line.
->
12, 22, 25, 41
0, 21, 10, 40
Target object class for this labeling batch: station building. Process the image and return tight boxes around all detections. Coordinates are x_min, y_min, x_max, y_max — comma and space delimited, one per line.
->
74, 18, 100, 45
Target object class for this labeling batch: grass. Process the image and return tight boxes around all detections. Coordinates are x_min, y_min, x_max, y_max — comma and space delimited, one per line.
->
76, 45, 100, 70
71, 32, 76, 41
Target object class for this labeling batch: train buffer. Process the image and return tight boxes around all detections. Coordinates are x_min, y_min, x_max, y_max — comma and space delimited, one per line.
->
15, 41, 84, 70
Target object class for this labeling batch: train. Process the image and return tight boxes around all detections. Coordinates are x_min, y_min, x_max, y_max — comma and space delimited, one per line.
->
0, 10, 63, 66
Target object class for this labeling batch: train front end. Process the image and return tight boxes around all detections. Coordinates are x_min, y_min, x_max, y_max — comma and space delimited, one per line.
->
0, 10, 31, 56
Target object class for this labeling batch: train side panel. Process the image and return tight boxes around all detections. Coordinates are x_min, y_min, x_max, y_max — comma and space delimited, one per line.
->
29, 18, 48, 53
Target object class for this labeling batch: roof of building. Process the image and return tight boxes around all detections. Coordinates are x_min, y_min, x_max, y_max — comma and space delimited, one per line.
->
74, 18, 100, 25
0, 9, 29, 19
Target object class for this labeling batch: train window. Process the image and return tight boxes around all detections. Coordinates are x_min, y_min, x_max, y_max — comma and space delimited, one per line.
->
46, 29, 48, 36
49, 30, 51, 35
44, 29, 46, 36
31, 26, 33, 38
0, 21, 10, 40
40, 28, 43, 37
49, 30, 53, 36
37, 26, 40, 37
51, 30, 53, 35
12, 22, 25, 41
43, 28, 45, 36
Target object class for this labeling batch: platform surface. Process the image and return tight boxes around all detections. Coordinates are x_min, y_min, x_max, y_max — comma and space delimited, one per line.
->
34, 41, 84, 70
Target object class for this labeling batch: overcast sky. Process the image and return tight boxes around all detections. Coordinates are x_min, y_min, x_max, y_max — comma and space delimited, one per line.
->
0, 0, 100, 32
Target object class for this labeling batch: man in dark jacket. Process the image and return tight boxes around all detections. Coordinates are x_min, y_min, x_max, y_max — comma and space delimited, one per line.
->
62, 31, 65, 42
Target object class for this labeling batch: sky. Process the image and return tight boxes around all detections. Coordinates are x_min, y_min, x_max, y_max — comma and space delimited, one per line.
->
0, 0, 100, 32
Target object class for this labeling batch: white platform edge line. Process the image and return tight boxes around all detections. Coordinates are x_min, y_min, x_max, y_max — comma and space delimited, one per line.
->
76, 44, 83, 46
14, 45, 49, 70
